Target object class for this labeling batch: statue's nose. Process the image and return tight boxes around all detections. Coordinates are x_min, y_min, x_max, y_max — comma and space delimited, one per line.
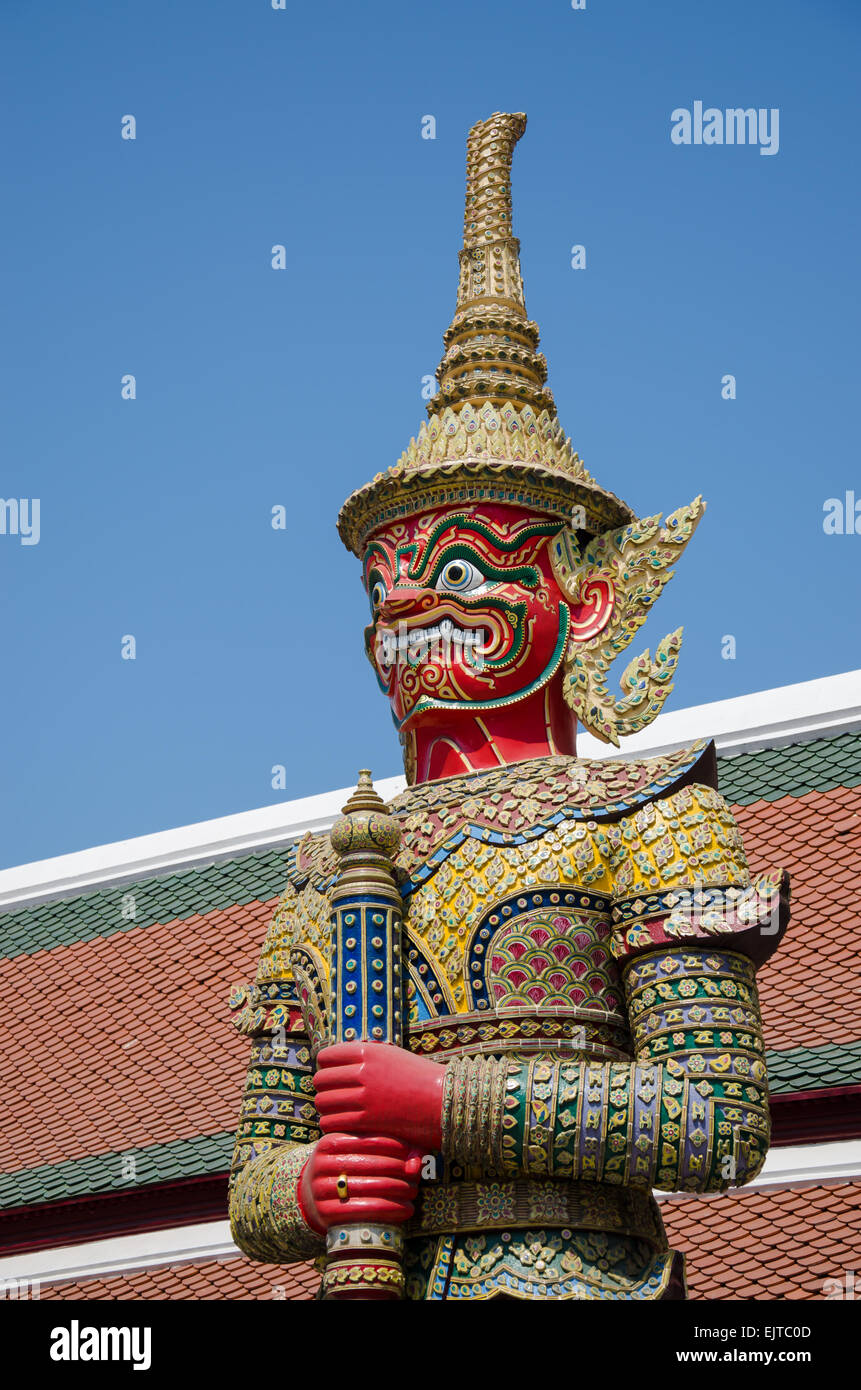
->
379, 586, 436, 623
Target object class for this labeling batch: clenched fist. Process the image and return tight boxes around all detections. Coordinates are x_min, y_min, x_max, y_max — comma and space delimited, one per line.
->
298, 1134, 422, 1232
313, 1041, 445, 1151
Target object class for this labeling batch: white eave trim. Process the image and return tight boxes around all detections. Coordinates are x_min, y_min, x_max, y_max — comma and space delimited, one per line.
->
0, 774, 406, 911
0, 668, 858, 911
578, 667, 861, 761
657, 1136, 861, 1199
0, 1220, 239, 1290
1, 1138, 858, 1289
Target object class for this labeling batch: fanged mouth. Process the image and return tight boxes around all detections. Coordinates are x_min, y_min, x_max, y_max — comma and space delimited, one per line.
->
377, 619, 489, 668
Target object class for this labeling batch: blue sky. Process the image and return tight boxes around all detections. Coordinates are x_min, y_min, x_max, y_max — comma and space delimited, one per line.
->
1, 0, 859, 867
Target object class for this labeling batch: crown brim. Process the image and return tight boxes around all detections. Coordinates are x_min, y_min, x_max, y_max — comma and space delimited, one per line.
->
337, 455, 633, 558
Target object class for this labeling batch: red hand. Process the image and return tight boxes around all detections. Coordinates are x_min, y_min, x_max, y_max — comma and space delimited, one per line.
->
298, 1133, 422, 1232
313, 1041, 445, 1151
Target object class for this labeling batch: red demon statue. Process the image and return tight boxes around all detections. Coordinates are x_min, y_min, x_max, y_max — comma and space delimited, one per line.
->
228, 113, 789, 1300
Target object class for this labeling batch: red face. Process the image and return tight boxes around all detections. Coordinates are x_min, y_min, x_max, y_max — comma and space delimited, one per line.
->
362, 504, 575, 731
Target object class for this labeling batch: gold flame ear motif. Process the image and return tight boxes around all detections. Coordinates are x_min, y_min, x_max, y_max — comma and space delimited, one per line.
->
550, 497, 707, 746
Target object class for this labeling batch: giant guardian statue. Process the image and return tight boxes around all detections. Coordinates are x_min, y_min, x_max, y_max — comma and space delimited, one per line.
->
228, 113, 789, 1301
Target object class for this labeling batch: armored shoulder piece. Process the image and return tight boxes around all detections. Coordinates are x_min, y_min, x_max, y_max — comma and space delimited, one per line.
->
609, 779, 788, 967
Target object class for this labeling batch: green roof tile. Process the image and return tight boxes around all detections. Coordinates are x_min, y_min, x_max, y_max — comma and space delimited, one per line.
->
1, 730, 859, 962
0, 846, 295, 961
0, 1131, 235, 1209
717, 730, 861, 804
766, 1041, 861, 1094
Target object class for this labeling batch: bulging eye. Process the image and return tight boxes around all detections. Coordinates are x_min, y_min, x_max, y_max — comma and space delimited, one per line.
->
435, 559, 487, 594
370, 580, 387, 611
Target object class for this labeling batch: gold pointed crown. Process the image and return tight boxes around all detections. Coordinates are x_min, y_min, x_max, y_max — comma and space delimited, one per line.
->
338, 112, 633, 558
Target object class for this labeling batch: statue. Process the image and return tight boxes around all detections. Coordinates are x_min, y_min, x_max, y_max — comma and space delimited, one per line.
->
228, 112, 789, 1301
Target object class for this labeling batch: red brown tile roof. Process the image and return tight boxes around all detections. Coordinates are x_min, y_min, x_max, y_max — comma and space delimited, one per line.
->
662, 1181, 861, 1300
41, 1255, 320, 1301
0, 900, 272, 1175
738, 787, 861, 1049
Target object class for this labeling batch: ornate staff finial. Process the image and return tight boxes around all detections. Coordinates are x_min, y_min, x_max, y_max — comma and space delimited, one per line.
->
335, 768, 394, 823
329, 769, 401, 882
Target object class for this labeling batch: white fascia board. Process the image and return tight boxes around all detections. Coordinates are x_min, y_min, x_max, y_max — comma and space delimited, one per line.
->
0, 1220, 239, 1289
578, 668, 861, 761
657, 1136, 861, 1200
0, 775, 407, 911
0, 669, 858, 912
2, 1138, 859, 1289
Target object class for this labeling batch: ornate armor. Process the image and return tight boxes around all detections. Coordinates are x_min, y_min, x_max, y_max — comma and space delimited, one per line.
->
230, 742, 786, 1298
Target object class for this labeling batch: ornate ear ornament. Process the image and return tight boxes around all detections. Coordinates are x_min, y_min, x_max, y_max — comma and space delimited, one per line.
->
550, 496, 706, 746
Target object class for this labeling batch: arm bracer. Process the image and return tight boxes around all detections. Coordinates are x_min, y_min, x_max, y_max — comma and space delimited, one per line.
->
441, 945, 770, 1193
228, 987, 324, 1262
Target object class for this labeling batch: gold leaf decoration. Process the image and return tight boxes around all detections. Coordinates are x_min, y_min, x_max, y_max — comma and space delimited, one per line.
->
551, 497, 707, 745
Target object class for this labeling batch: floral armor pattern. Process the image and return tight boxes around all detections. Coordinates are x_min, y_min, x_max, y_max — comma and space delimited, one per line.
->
228, 740, 787, 1300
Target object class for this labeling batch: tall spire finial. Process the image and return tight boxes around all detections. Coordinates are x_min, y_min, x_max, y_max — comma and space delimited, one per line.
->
337, 112, 635, 561
463, 113, 525, 267
427, 112, 555, 418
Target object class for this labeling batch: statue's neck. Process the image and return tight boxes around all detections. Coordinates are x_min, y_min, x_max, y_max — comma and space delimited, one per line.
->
406, 678, 577, 785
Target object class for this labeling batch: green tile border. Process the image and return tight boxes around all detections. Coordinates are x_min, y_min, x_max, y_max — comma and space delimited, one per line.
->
0, 846, 295, 962
718, 731, 861, 805
0, 1130, 235, 1209
765, 1040, 861, 1095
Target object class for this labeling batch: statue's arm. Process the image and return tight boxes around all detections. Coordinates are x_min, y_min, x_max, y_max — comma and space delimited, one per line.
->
441, 940, 772, 1192
228, 984, 325, 1264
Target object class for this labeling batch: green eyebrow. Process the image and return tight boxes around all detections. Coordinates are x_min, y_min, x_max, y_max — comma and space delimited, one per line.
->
405, 515, 558, 582
366, 564, 387, 594
426, 542, 539, 589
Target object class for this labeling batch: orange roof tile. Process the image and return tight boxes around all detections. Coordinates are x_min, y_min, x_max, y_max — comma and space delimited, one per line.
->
41, 1256, 319, 1301
662, 1182, 861, 1300
737, 787, 861, 1049
0, 899, 275, 1174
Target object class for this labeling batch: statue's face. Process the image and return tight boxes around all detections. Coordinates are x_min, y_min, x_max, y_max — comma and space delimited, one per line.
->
362, 502, 606, 731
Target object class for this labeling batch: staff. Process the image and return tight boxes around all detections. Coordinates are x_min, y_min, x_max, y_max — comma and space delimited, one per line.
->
322, 770, 406, 1300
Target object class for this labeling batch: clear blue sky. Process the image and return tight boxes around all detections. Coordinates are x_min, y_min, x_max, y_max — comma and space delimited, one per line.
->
2, 0, 859, 868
